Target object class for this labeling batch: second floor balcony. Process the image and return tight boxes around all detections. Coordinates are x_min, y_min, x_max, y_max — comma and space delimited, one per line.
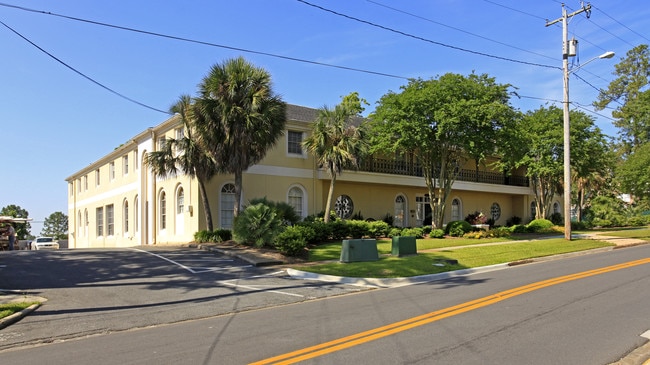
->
357, 157, 529, 187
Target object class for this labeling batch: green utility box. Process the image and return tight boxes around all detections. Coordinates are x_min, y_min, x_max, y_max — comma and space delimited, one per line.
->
391, 236, 417, 257
340, 239, 379, 263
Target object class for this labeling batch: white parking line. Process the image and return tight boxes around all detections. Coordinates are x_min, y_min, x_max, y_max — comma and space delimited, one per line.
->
130, 248, 198, 273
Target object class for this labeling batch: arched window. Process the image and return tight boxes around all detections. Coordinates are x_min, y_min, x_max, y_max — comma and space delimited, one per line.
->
531, 201, 537, 220
159, 190, 167, 230
451, 198, 461, 221
176, 187, 185, 214
123, 199, 129, 234
288, 186, 304, 218
78, 211, 82, 236
553, 202, 560, 214
134, 195, 139, 233
490, 202, 501, 221
394, 195, 406, 228
220, 183, 236, 229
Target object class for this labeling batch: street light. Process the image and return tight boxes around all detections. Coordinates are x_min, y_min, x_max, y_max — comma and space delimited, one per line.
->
562, 50, 614, 240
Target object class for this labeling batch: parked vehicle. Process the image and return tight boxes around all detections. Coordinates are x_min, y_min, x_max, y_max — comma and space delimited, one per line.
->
32, 237, 59, 250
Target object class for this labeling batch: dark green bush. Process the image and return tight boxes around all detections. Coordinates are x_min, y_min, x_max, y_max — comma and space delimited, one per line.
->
548, 212, 563, 226
233, 203, 284, 248
368, 221, 390, 238
401, 227, 424, 239
510, 224, 527, 233
248, 197, 300, 226
388, 227, 403, 237
194, 229, 232, 243
429, 229, 445, 238
274, 226, 307, 256
505, 216, 522, 227
627, 215, 650, 227
347, 220, 370, 239
300, 220, 332, 243
422, 225, 432, 235
571, 221, 590, 230
329, 220, 350, 240
526, 219, 554, 233
445, 220, 473, 236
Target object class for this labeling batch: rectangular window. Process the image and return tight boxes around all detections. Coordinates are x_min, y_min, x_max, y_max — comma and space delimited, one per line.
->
175, 127, 184, 140
287, 131, 303, 154
84, 175, 88, 191
134, 149, 139, 170
96, 207, 104, 237
123, 155, 129, 175
109, 162, 115, 180
106, 204, 114, 236
70, 182, 75, 196
158, 137, 167, 150
95, 169, 101, 186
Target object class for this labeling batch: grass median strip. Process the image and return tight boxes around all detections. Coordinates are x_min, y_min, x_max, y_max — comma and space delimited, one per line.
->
0, 302, 40, 320
297, 238, 613, 278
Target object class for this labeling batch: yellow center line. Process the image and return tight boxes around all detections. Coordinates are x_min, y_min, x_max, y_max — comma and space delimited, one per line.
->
251, 257, 650, 365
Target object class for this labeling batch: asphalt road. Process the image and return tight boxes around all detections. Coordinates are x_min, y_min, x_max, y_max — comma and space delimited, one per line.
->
0, 246, 370, 350
1, 245, 650, 364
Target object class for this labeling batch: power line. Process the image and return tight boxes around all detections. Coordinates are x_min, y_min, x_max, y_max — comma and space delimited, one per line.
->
366, 0, 555, 61
0, 2, 408, 80
296, 0, 559, 70
0, 18, 171, 115
592, 5, 650, 43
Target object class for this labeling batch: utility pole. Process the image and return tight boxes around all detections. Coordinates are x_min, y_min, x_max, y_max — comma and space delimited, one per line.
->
546, 2, 592, 240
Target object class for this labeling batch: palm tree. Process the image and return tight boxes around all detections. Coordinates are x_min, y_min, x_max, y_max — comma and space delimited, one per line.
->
302, 103, 369, 222
144, 95, 218, 231
193, 57, 286, 217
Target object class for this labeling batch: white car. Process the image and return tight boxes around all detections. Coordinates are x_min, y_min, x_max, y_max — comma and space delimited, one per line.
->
32, 237, 59, 250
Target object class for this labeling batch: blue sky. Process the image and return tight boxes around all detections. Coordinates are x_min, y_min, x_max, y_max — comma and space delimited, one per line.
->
1, 0, 648, 234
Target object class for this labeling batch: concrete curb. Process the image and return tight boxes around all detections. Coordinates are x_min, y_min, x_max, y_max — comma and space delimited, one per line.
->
0, 302, 42, 330
287, 263, 510, 288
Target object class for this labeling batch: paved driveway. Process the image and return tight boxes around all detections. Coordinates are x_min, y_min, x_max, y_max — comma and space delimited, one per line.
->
0, 247, 370, 350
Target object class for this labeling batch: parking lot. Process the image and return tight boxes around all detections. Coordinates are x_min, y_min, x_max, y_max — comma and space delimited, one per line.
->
0, 247, 370, 349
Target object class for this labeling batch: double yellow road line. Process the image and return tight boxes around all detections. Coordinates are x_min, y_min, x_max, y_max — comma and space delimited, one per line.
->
252, 257, 650, 364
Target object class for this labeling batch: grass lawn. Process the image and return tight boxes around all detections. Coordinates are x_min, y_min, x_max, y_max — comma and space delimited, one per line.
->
309, 235, 543, 262
597, 228, 650, 240
0, 302, 39, 320
297, 238, 614, 278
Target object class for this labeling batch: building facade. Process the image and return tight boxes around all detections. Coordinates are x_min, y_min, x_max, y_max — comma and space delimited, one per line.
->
66, 104, 558, 248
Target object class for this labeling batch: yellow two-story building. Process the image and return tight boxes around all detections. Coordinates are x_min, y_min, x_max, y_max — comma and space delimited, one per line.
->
66, 104, 557, 248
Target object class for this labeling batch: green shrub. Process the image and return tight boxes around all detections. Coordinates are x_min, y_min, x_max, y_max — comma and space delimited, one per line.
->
422, 225, 433, 235
592, 218, 613, 228
233, 203, 284, 248
388, 227, 403, 237
489, 227, 511, 238
401, 227, 424, 239
347, 220, 370, 239
329, 220, 350, 240
445, 220, 473, 236
571, 221, 590, 230
548, 212, 563, 226
526, 219, 554, 233
505, 216, 522, 227
510, 224, 527, 233
194, 229, 232, 243
274, 226, 308, 256
368, 221, 390, 238
301, 221, 332, 243
248, 197, 300, 226
429, 229, 445, 239
463, 231, 485, 239
382, 213, 394, 226
627, 216, 646, 227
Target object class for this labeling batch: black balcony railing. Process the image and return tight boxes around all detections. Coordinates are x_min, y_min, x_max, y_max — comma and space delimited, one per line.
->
356, 157, 529, 187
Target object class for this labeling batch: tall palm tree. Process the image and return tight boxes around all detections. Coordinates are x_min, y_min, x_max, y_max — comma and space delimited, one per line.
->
302, 103, 369, 222
144, 95, 218, 231
193, 57, 286, 217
